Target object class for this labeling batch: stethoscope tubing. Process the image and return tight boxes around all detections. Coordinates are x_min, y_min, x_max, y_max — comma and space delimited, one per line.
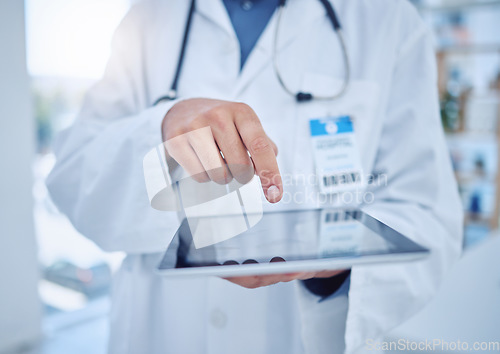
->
273, 0, 350, 102
154, 0, 350, 105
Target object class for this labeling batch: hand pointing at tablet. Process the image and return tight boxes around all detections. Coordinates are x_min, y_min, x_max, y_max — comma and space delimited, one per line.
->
162, 98, 283, 203
161, 99, 348, 289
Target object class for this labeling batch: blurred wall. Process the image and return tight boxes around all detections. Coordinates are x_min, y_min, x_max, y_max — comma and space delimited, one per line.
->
0, 0, 42, 352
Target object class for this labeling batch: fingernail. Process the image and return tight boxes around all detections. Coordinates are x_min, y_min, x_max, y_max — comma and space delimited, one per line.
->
266, 185, 281, 201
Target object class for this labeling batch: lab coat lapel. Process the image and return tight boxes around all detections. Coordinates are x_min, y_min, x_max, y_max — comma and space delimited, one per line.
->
196, 0, 236, 41
234, 0, 325, 97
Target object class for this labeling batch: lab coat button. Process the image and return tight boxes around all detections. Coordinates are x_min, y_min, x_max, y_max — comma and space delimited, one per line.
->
241, 1, 253, 11
210, 308, 227, 328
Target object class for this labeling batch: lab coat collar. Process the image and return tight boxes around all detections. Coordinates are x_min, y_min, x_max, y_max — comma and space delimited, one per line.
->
237, 0, 325, 96
196, 0, 326, 97
195, 0, 237, 42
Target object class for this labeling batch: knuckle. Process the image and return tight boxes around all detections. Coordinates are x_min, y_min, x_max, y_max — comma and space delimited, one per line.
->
203, 107, 229, 130
233, 102, 252, 114
187, 119, 204, 132
205, 105, 224, 120
233, 103, 260, 123
211, 115, 229, 131
249, 136, 271, 155
186, 126, 212, 143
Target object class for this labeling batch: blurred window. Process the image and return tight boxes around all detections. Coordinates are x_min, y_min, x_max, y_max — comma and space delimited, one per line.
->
25, 0, 131, 316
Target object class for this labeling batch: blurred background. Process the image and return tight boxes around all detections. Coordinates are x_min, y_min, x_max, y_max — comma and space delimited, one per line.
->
0, 0, 499, 353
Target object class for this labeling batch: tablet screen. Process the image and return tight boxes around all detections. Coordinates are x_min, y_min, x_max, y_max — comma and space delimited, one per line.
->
158, 209, 428, 272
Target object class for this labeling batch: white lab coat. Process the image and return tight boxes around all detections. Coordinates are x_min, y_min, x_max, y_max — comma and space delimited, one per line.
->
47, 0, 463, 353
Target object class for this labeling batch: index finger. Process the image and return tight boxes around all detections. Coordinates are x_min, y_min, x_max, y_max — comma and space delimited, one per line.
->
234, 106, 283, 203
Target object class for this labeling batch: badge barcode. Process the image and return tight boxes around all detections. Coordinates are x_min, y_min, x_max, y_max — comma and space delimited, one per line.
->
324, 210, 362, 223
322, 172, 361, 187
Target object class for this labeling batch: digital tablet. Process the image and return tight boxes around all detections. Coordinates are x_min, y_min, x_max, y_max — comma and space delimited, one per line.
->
156, 209, 430, 277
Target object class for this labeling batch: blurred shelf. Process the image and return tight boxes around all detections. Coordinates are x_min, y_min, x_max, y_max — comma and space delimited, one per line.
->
416, 0, 500, 12
445, 132, 498, 140
438, 43, 500, 54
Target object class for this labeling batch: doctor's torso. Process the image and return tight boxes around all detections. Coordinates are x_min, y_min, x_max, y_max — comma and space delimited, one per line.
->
79, 1, 449, 353
132, 0, 406, 210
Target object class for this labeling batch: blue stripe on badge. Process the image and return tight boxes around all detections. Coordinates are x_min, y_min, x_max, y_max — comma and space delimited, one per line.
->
309, 116, 353, 136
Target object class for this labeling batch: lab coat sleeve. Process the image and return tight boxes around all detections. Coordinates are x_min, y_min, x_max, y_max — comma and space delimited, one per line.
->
46, 4, 181, 253
297, 4, 463, 354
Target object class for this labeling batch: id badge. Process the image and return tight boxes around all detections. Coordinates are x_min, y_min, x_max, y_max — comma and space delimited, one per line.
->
309, 115, 365, 194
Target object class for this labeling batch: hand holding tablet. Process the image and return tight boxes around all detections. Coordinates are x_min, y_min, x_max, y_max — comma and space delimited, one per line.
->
157, 209, 430, 279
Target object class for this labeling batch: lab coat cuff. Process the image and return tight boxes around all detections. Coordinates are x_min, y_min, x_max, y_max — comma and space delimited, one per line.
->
302, 271, 351, 302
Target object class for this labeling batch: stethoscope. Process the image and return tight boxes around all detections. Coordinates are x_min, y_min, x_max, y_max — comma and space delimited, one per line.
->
153, 0, 350, 106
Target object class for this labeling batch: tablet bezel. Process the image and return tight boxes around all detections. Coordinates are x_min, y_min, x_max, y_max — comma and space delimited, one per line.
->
156, 209, 430, 277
